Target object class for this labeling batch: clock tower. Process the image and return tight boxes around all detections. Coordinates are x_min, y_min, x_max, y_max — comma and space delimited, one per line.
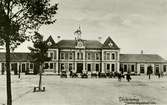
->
74, 27, 85, 48
74, 26, 82, 40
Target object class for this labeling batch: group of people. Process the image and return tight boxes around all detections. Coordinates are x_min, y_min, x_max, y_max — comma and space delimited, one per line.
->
117, 72, 131, 82
68, 70, 132, 81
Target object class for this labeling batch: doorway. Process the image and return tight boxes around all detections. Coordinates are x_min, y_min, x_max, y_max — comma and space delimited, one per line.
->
11, 63, 18, 75
77, 63, 83, 73
22, 63, 26, 72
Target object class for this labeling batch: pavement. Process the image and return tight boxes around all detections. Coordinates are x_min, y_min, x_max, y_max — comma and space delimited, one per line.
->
0, 75, 167, 105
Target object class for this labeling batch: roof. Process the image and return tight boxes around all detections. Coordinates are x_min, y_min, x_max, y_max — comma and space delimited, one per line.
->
85, 40, 103, 49
56, 40, 76, 49
0, 52, 166, 63
103, 36, 120, 50
46, 36, 120, 50
0, 53, 31, 62
120, 54, 166, 63
56, 40, 103, 49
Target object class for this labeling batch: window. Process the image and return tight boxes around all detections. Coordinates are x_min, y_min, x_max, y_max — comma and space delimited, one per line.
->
112, 53, 115, 60
81, 53, 83, 59
95, 53, 100, 60
96, 64, 99, 72
87, 64, 91, 72
77, 52, 80, 59
106, 53, 110, 60
77, 52, 83, 60
69, 53, 73, 59
46, 52, 48, 57
50, 63, 53, 69
140, 65, 145, 73
10, 64, 13, 71
30, 63, 33, 69
163, 65, 166, 72
54, 51, 57, 59
124, 65, 127, 72
107, 64, 110, 71
111, 64, 115, 72
61, 53, 65, 59
44, 63, 49, 69
155, 65, 159, 74
87, 53, 91, 60
131, 65, 135, 72
61, 64, 65, 70
50, 52, 54, 59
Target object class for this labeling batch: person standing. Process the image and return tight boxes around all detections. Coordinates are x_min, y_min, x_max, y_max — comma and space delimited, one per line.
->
147, 65, 153, 80
126, 72, 131, 82
118, 73, 122, 81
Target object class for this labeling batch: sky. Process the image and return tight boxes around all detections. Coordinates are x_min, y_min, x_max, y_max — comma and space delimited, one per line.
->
13, 0, 167, 59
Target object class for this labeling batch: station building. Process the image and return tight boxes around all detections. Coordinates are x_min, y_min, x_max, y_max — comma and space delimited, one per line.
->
0, 28, 166, 75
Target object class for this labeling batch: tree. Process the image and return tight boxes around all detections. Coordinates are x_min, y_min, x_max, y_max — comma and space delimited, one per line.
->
0, 0, 58, 105
147, 65, 153, 79
28, 31, 51, 91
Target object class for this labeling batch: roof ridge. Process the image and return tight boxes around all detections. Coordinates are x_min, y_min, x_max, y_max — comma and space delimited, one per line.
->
120, 53, 159, 55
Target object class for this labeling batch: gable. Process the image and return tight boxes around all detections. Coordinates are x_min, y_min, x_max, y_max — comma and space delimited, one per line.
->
75, 39, 85, 48
103, 36, 120, 50
45, 35, 57, 48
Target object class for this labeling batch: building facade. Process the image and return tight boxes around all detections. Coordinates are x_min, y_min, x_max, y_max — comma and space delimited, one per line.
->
0, 28, 167, 75
44, 28, 120, 75
120, 54, 167, 75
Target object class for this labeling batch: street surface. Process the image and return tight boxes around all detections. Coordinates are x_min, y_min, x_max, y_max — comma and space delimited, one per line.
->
0, 75, 167, 105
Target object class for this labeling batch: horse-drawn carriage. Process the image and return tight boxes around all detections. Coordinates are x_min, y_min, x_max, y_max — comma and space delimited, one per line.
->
60, 70, 67, 78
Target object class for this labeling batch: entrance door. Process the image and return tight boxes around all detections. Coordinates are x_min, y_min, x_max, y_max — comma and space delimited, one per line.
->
155, 67, 159, 75
22, 63, 26, 72
77, 63, 83, 73
12, 63, 18, 75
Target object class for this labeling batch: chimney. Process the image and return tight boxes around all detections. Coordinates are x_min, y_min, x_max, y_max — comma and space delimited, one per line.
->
98, 36, 102, 42
57, 35, 61, 42
141, 50, 143, 54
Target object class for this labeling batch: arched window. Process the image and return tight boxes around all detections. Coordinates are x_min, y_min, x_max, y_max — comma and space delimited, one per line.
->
69, 52, 73, 59
106, 53, 110, 60
77, 52, 80, 59
61, 52, 65, 59
77, 52, 83, 59
112, 53, 115, 60
87, 53, 91, 60
111, 64, 115, 71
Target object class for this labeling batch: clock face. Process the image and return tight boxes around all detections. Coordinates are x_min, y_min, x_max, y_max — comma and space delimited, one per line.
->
78, 42, 83, 47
